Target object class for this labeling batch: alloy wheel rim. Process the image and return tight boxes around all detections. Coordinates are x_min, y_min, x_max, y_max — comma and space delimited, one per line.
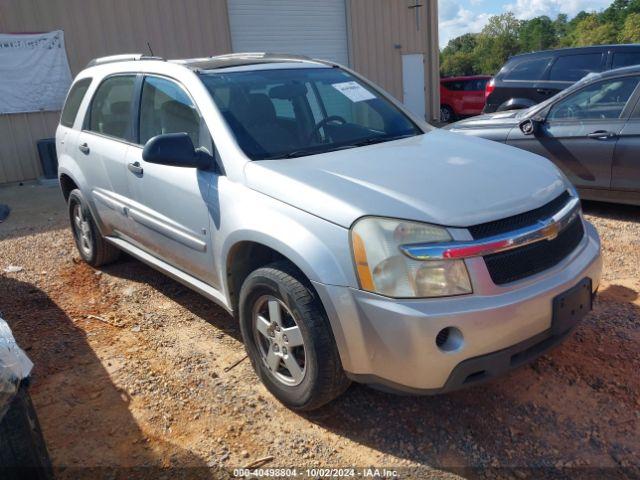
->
252, 295, 307, 386
73, 203, 93, 257
440, 107, 450, 122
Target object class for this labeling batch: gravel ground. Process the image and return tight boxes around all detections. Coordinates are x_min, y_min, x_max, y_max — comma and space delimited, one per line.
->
0, 192, 638, 479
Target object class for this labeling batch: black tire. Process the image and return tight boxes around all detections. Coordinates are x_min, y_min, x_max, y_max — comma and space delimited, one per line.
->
0, 386, 54, 480
239, 261, 350, 411
440, 105, 455, 123
68, 189, 120, 267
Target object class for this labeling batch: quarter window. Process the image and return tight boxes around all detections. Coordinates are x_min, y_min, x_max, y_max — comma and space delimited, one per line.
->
60, 78, 92, 128
548, 77, 639, 121
88, 75, 136, 140
549, 54, 603, 82
504, 57, 551, 81
612, 52, 640, 69
139, 76, 202, 146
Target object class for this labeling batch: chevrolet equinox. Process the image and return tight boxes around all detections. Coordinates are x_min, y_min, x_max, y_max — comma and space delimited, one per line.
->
56, 53, 602, 410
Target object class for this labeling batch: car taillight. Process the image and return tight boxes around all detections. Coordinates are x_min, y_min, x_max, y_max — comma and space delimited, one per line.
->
485, 79, 495, 100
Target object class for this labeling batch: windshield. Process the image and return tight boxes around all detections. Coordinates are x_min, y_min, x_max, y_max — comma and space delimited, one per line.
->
199, 67, 422, 160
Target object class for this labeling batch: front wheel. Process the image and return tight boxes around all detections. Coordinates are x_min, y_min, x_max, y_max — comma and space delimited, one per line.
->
239, 262, 350, 410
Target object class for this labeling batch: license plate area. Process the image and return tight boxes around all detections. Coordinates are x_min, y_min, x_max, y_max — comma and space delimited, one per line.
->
552, 277, 592, 335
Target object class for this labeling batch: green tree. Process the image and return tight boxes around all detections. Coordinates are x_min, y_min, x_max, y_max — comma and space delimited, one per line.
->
440, 51, 476, 76
570, 14, 618, 46
441, 33, 478, 56
474, 13, 522, 74
519, 16, 556, 52
619, 12, 640, 41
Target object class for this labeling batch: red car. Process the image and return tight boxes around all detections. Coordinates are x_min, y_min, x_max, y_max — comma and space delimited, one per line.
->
440, 75, 492, 122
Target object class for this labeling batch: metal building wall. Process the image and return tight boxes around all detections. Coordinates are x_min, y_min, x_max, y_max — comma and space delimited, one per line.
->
0, 0, 232, 184
347, 0, 439, 122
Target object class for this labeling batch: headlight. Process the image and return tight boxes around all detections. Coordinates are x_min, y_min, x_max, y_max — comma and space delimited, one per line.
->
351, 217, 472, 298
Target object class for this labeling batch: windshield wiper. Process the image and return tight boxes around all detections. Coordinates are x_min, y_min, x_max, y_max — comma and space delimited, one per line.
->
350, 133, 416, 147
263, 133, 417, 160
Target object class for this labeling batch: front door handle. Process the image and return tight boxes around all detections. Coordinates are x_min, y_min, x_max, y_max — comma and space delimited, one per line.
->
587, 130, 617, 140
127, 161, 144, 175
78, 143, 90, 154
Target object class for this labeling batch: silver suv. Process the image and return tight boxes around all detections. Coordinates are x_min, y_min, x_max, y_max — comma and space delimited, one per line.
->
57, 53, 602, 410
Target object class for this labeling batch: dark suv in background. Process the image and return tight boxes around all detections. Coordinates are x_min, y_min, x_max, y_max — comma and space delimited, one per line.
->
484, 44, 640, 113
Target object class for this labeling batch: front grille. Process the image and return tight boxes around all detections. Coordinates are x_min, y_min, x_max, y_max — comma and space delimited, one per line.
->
468, 191, 584, 285
483, 215, 584, 285
469, 191, 571, 240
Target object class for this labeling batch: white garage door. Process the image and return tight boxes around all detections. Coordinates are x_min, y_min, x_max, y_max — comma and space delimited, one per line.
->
227, 0, 349, 66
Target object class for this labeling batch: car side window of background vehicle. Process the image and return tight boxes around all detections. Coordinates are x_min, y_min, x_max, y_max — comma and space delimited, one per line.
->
612, 52, 640, 69
88, 75, 136, 140
548, 54, 604, 83
547, 77, 640, 121
503, 56, 551, 81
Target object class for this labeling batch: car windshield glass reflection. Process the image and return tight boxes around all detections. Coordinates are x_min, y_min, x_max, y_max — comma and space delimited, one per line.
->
199, 68, 421, 160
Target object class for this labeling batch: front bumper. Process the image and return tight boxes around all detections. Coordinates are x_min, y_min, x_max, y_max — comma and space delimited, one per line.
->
313, 220, 602, 393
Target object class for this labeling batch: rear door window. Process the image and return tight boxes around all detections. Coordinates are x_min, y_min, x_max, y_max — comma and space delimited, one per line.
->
88, 75, 137, 140
504, 57, 551, 81
442, 80, 465, 91
549, 53, 603, 82
612, 52, 640, 69
60, 78, 92, 127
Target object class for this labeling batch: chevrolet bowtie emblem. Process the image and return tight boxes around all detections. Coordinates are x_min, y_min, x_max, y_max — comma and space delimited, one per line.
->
539, 220, 560, 240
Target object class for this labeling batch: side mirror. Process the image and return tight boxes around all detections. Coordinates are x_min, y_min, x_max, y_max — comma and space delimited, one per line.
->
142, 133, 211, 169
519, 117, 543, 136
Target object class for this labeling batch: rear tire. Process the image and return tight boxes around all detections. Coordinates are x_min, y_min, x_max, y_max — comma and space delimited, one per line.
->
440, 105, 455, 123
239, 261, 350, 410
68, 189, 120, 267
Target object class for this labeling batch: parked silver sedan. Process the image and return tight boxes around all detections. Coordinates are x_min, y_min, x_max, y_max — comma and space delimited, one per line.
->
447, 65, 640, 206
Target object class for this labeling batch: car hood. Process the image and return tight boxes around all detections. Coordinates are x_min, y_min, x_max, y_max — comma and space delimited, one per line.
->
445, 110, 522, 130
244, 129, 568, 229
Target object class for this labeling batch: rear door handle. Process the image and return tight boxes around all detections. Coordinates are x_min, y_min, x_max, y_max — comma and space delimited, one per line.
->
536, 88, 553, 95
127, 161, 144, 175
78, 143, 90, 154
587, 130, 617, 140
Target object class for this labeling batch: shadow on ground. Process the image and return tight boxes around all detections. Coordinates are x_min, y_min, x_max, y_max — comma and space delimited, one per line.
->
0, 274, 230, 479
582, 200, 640, 222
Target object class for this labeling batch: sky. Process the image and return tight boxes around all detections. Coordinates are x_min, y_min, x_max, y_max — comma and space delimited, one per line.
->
439, 0, 613, 48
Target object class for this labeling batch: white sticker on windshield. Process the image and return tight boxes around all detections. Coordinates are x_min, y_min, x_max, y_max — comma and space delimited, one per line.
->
331, 81, 376, 102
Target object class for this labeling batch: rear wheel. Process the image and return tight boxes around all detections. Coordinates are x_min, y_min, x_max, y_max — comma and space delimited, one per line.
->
239, 262, 350, 410
440, 105, 455, 123
68, 189, 120, 267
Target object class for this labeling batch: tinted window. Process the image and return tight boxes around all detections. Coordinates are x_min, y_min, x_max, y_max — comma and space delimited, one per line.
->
88, 76, 136, 140
442, 80, 465, 91
612, 52, 640, 69
60, 78, 92, 127
504, 57, 550, 81
200, 68, 420, 160
549, 54, 603, 82
139, 76, 201, 146
548, 76, 639, 121
464, 79, 488, 91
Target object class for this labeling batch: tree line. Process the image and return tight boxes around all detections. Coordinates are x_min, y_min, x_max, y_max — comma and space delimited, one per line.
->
440, 0, 640, 77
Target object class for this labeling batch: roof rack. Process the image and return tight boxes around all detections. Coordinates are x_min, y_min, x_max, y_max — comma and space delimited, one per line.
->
86, 54, 165, 68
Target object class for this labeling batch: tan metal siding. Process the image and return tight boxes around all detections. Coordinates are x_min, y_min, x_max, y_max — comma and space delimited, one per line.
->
347, 0, 439, 122
0, 0, 232, 184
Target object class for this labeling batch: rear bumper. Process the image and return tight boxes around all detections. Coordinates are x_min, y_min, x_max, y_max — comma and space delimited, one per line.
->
313, 220, 602, 393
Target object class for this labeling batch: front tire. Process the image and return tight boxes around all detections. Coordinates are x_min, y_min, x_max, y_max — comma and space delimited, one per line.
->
68, 189, 120, 267
239, 262, 350, 410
